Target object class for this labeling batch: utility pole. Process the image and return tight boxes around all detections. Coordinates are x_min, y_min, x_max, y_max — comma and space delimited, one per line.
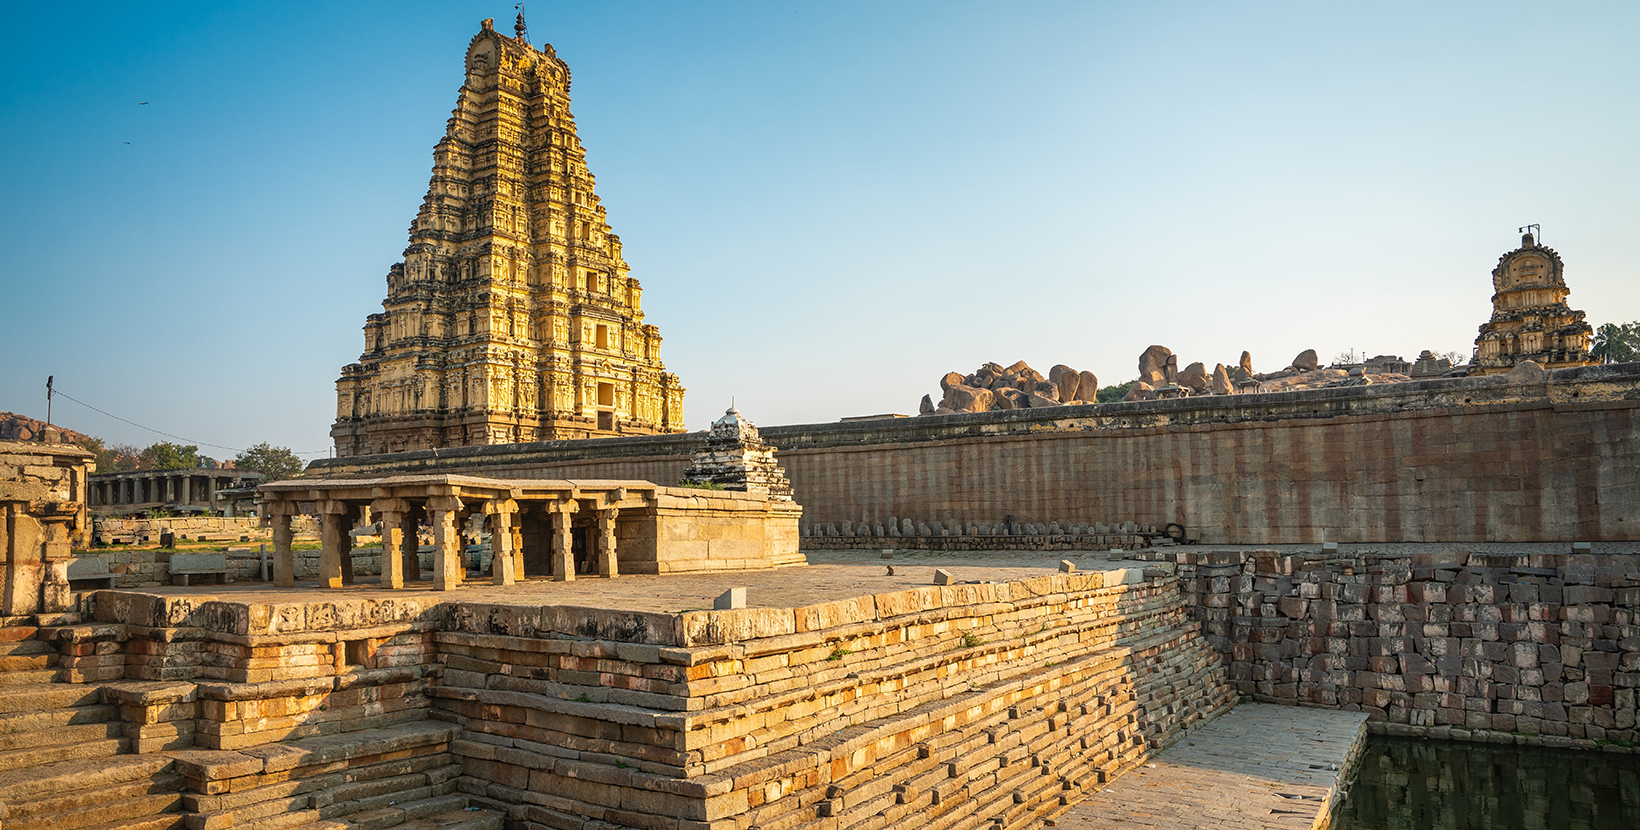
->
45, 375, 53, 433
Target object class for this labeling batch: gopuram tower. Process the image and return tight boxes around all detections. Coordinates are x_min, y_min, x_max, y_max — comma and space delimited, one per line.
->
332, 16, 685, 457
1470, 231, 1594, 376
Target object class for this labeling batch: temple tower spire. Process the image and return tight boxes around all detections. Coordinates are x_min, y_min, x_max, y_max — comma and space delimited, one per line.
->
331, 19, 686, 457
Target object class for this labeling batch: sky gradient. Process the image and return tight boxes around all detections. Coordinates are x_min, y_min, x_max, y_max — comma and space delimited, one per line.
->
2, 1, 1636, 459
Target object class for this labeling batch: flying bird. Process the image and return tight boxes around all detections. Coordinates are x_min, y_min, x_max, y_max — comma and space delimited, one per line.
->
123, 141, 130, 144
138, 102, 148, 105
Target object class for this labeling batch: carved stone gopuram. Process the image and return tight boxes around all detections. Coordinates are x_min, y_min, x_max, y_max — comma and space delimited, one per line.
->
332, 18, 684, 457
1471, 232, 1594, 376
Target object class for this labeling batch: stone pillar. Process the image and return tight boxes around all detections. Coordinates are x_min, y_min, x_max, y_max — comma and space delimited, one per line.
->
1, 504, 41, 616
512, 519, 525, 580
318, 502, 348, 589
131, 477, 143, 504
484, 499, 518, 586
181, 476, 192, 506
119, 479, 129, 505
269, 504, 296, 587
373, 499, 410, 589
596, 506, 619, 578
428, 496, 463, 591
404, 503, 423, 582
39, 507, 76, 613
549, 499, 579, 582
206, 477, 217, 513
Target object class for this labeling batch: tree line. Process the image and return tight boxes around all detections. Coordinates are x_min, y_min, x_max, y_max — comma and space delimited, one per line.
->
73, 438, 306, 481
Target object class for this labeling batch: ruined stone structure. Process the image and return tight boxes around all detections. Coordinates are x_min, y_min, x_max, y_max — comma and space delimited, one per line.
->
88, 467, 265, 516
0, 439, 92, 615
1471, 232, 1594, 376
332, 18, 684, 458
679, 407, 794, 499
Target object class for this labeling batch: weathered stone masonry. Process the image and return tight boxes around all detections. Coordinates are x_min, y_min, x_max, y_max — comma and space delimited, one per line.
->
1146, 548, 1640, 749
6, 565, 1230, 830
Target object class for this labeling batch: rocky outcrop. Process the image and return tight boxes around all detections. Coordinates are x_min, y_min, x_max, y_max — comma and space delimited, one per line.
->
0, 412, 94, 446
923, 360, 1098, 415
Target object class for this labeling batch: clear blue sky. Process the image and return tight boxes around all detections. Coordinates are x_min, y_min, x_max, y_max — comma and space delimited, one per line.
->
2, 1, 1636, 459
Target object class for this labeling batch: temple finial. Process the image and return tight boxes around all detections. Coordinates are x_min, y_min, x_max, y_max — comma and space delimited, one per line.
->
514, 3, 527, 41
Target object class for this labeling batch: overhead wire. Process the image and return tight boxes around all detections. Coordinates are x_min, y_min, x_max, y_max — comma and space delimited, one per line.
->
47, 386, 333, 455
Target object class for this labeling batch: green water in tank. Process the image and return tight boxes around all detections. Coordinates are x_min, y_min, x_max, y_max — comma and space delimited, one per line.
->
1335, 736, 1640, 830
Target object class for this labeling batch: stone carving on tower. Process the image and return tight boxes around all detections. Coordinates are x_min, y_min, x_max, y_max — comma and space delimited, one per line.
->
332, 17, 685, 457
1470, 231, 1594, 376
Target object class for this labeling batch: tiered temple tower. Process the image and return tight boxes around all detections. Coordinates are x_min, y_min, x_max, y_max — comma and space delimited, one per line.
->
332, 16, 685, 457
1470, 232, 1594, 376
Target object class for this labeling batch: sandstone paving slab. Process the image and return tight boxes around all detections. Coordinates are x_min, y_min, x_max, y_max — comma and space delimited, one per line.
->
1057, 703, 1367, 830
101, 555, 1146, 614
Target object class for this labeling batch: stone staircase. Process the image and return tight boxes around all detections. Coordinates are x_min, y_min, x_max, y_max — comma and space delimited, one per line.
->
0, 614, 186, 830
0, 613, 497, 830
174, 723, 501, 830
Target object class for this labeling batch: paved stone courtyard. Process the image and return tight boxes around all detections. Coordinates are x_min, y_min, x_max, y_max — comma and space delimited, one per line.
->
125, 554, 1129, 613
1057, 703, 1368, 829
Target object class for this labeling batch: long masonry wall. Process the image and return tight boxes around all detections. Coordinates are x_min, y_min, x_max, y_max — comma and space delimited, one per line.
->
1141, 548, 1640, 751
308, 363, 1640, 544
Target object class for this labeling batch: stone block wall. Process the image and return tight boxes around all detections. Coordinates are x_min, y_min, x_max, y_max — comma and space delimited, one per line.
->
622, 487, 804, 573
1147, 548, 1640, 750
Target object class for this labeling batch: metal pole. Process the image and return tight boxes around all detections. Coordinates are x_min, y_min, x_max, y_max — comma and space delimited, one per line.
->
45, 376, 53, 432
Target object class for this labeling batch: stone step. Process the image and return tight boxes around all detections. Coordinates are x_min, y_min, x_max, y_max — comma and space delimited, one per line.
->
0, 737, 127, 773
0, 639, 57, 658
0, 753, 169, 801
68, 813, 184, 830
0, 668, 65, 686
0, 719, 122, 752
336, 806, 502, 830
6, 775, 184, 830
241, 809, 325, 830
0, 702, 117, 735
0, 683, 102, 714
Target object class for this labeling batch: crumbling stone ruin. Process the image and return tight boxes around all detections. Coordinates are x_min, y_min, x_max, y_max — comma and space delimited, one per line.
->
1471, 231, 1595, 375
680, 407, 794, 499
920, 360, 1099, 415
0, 438, 92, 615
332, 18, 685, 457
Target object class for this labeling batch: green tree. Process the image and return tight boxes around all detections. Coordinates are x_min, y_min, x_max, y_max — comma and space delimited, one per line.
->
1591, 321, 1640, 364
141, 441, 199, 470
1096, 380, 1137, 403
234, 442, 305, 481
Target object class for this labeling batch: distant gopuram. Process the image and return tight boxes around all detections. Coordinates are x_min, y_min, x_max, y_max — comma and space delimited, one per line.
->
332, 17, 685, 458
1470, 231, 1594, 376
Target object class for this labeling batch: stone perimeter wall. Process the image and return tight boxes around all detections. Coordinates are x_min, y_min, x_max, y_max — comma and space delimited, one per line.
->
308, 363, 1640, 544
71, 567, 1232, 830
1139, 548, 1640, 751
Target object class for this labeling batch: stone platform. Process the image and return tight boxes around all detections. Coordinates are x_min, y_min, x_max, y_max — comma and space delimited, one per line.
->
110, 550, 1148, 615
1057, 703, 1369, 829
69, 551, 1235, 830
